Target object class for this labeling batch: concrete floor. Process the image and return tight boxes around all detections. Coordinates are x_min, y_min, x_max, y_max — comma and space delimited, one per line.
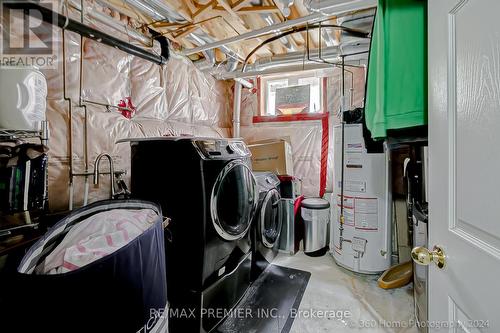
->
274, 252, 419, 333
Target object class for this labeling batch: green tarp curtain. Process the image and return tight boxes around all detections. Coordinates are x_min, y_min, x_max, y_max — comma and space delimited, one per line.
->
365, 0, 427, 139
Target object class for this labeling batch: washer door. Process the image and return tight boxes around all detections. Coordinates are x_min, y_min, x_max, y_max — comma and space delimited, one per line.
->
260, 189, 282, 248
211, 160, 258, 241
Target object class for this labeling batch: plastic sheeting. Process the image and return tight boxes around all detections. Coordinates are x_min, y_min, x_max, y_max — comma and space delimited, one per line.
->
239, 67, 366, 197
7, 3, 232, 210
241, 122, 325, 197
2, 1, 366, 208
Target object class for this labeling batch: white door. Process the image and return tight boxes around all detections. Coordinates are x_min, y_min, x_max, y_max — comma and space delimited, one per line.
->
426, 0, 500, 332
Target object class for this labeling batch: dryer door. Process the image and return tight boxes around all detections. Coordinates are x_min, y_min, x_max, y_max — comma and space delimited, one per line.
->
260, 189, 282, 248
211, 160, 258, 241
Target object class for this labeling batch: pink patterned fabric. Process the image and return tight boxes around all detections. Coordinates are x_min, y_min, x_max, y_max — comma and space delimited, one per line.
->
42, 209, 158, 274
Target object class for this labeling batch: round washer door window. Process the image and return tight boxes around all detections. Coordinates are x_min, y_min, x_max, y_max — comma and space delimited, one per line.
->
260, 189, 282, 248
211, 160, 258, 241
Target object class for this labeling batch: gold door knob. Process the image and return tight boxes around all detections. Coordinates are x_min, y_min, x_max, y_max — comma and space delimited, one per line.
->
411, 245, 446, 269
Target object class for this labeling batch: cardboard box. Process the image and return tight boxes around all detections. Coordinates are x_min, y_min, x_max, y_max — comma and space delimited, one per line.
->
248, 139, 294, 175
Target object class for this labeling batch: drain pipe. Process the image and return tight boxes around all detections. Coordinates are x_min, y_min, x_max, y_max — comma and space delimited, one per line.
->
235, 78, 253, 89
338, 55, 351, 250
232, 81, 242, 138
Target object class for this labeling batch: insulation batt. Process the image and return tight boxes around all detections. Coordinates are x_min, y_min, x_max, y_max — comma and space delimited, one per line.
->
5, 3, 232, 210
3, 1, 365, 207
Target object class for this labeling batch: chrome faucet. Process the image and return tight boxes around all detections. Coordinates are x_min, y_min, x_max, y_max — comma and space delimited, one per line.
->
93, 153, 115, 199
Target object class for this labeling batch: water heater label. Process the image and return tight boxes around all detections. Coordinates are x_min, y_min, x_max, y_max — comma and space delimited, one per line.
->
344, 181, 366, 193
355, 198, 378, 214
355, 213, 378, 230
351, 237, 367, 253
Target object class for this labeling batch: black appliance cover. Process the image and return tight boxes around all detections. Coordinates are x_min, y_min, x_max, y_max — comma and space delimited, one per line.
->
1, 200, 167, 333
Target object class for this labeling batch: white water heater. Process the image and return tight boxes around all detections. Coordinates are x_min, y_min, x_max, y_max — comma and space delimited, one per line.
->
0, 67, 47, 131
331, 123, 391, 274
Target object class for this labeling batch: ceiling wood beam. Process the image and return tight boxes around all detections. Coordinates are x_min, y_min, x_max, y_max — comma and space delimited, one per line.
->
231, 0, 254, 11
193, 0, 217, 18
211, 5, 281, 14
237, 6, 282, 14
216, 0, 240, 18
152, 21, 187, 28
183, 0, 199, 15
174, 26, 199, 39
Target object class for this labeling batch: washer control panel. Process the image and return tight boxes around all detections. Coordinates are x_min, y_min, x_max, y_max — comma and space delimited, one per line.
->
194, 139, 250, 159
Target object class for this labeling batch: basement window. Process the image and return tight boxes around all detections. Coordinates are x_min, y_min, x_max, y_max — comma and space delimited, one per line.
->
255, 73, 326, 123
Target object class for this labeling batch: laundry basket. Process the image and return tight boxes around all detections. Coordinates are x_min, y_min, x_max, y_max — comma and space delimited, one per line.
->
2, 200, 168, 333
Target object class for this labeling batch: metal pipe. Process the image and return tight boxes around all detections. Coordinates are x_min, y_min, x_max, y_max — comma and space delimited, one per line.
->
194, 30, 244, 62
142, 0, 187, 23
181, 0, 376, 56
68, 0, 152, 46
336, 66, 354, 109
4, 1, 167, 65
338, 55, 352, 250
204, 28, 369, 79
260, 13, 296, 52
304, 0, 376, 16
275, 0, 294, 17
182, 13, 324, 56
235, 78, 254, 89
122, 0, 166, 22
62, 28, 74, 210
187, 34, 216, 66
215, 55, 368, 79
241, 24, 369, 73
232, 81, 242, 138
79, 0, 90, 208
93, 153, 116, 199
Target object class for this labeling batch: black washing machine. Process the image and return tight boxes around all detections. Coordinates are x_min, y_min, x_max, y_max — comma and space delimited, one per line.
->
127, 137, 258, 333
251, 172, 282, 280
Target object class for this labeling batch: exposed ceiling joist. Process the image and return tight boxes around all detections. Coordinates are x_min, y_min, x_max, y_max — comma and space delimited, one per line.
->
212, 5, 281, 14
82, 0, 374, 76
183, 0, 199, 14
174, 26, 199, 38
193, 0, 217, 18
231, 0, 254, 11
237, 5, 282, 14
216, 0, 240, 18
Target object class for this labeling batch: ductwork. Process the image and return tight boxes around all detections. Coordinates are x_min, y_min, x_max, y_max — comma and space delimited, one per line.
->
122, 0, 165, 21
232, 81, 242, 138
275, 0, 294, 17
250, 41, 369, 70
181, 0, 376, 56
337, 9, 376, 31
68, 0, 152, 46
143, 0, 187, 23
186, 32, 217, 66
214, 41, 370, 79
304, 0, 377, 16
321, 29, 338, 47
260, 14, 296, 52
123, 0, 187, 23
303, 1, 375, 47
123, 0, 244, 73
188, 29, 246, 73
190, 30, 244, 63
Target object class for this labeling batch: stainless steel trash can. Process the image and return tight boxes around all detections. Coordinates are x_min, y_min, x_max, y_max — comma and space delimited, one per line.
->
301, 198, 330, 256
